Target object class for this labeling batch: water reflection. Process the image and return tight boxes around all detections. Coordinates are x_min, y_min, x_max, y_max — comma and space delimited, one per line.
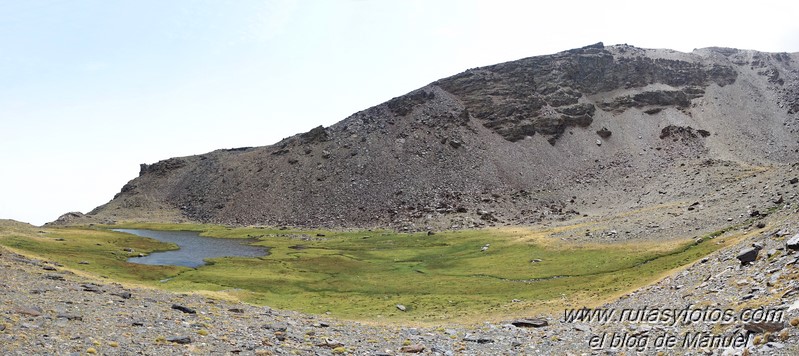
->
115, 229, 268, 268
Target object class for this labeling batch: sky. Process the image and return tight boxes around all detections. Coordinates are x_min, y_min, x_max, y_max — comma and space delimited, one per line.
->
1, 0, 798, 226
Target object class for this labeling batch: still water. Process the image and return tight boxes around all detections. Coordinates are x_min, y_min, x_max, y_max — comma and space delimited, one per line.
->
115, 229, 268, 268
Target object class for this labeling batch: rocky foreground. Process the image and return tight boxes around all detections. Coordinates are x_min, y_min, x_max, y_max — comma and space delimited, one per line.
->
4, 217, 799, 355
0, 244, 567, 356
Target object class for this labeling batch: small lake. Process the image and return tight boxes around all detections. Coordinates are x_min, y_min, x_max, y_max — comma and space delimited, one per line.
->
114, 229, 268, 268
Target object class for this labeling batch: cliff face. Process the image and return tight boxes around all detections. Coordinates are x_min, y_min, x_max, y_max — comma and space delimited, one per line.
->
434, 43, 737, 143
85, 43, 799, 230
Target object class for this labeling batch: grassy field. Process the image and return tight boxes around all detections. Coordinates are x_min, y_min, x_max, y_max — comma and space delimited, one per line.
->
0, 221, 747, 324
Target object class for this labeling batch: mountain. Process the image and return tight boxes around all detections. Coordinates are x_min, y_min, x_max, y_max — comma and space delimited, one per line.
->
76, 43, 799, 233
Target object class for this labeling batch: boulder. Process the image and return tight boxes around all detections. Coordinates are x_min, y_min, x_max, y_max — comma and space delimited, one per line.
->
786, 234, 799, 250
400, 344, 425, 353
167, 336, 192, 344
81, 284, 102, 293
171, 304, 196, 314
736, 247, 760, 265
511, 318, 548, 328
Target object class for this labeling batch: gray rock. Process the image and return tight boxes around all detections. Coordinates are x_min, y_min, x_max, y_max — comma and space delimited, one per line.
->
769, 272, 782, 286
430, 345, 452, 354
171, 304, 196, 314
463, 334, 494, 344
56, 313, 82, 321
396, 304, 407, 312
81, 284, 102, 293
744, 321, 784, 333
767, 249, 778, 257
736, 247, 760, 264
511, 318, 548, 328
264, 322, 288, 332
14, 306, 43, 317
316, 337, 344, 348
573, 323, 591, 332
399, 344, 425, 353
786, 233, 799, 250
764, 341, 785, 349
20, 322, 38, 329
596, 127, 612, 138
111, 291, 132, 299
167, 336, 192, 344
274, 331, 286, 341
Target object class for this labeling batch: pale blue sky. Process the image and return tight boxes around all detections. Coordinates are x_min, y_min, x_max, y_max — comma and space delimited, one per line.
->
2, 0, 797, 225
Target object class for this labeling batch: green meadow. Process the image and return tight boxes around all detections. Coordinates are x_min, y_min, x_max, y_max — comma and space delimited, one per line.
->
0, 221, 745, 324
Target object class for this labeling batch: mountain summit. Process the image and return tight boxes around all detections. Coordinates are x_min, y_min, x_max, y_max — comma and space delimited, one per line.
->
79, 43, 799, 232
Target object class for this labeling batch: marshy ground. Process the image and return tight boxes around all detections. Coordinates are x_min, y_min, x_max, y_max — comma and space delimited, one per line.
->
3, 206, 799, 355
0, 215, 749, 324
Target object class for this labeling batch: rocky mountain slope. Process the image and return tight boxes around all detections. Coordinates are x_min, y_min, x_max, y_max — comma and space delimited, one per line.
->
77, 43, 799, 233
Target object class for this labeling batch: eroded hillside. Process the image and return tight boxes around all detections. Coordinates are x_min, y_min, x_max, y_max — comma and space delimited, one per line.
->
75, 43, 799, 236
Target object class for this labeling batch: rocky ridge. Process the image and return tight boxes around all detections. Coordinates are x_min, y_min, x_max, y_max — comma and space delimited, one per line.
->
74, 43, 799, 234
